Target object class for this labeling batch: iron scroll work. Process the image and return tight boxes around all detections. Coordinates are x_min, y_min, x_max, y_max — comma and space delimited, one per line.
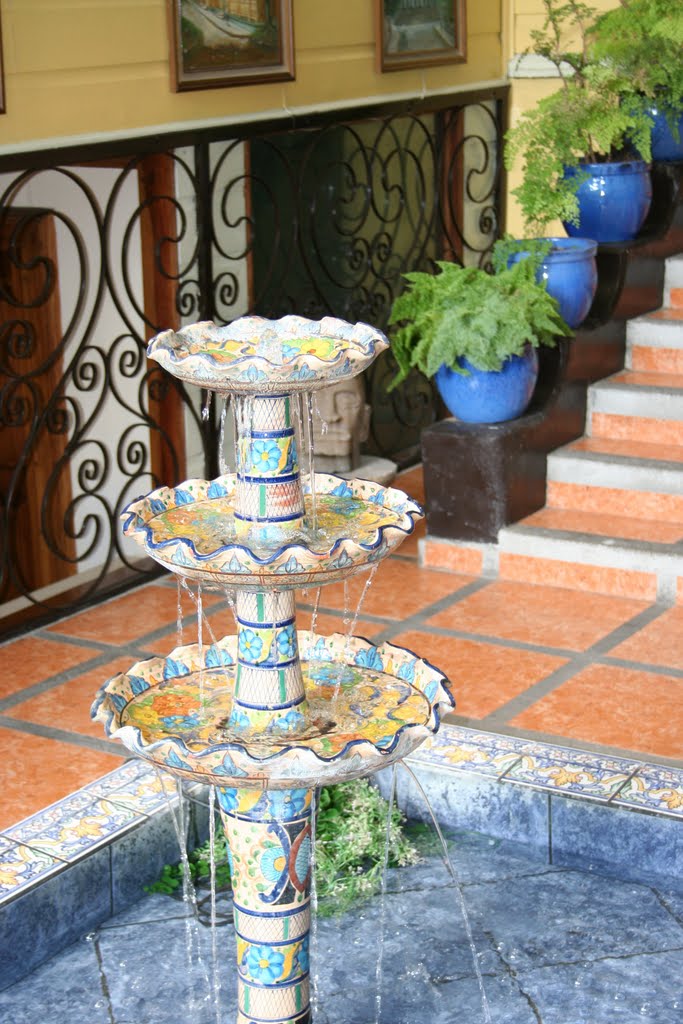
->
0, 88, 507, 631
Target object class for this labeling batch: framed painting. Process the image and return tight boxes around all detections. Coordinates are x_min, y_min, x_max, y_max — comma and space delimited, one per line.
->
167, 0, 295, 91
375, 0, 466, 72
0, 9, 5, 114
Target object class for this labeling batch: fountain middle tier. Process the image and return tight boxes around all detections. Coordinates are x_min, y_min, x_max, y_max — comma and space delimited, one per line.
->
122, 471, 422, 591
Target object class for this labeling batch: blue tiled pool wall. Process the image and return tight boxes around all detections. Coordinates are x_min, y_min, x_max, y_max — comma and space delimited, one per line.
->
0, 762, 210, 990
1, 725, 681, 992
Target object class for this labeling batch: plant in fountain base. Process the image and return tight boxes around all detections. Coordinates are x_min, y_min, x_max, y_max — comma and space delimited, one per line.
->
387, 258, 571, 424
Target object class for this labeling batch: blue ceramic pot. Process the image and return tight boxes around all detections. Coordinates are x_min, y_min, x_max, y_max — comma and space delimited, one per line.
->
435, 347, 539, 424
562, 161, 652, 243
508, 238, 598, 329
650, 105, 683, 162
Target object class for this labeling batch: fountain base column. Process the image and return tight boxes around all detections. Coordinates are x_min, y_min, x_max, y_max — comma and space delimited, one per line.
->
217, 785, 313, 1024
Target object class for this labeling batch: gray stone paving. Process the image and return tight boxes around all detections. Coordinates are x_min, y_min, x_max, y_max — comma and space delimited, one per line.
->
1, 829, 681, 1024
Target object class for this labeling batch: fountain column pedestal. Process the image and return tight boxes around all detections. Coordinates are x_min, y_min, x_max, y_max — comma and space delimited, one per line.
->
217, 786, 313, 1024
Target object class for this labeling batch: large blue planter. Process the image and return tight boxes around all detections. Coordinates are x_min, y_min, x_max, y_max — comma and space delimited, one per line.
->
650, 105, 683, 162
508, 238, 598, 329
435, 347, 539, 424
563, 161, 652, 243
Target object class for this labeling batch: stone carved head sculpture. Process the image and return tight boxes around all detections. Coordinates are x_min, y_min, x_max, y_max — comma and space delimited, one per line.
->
312, 377, 371, 473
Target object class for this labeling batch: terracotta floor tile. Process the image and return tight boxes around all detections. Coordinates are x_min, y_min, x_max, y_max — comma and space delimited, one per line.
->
509, 665, 683, 760
5, 656, 136, 740
388, 630, 567, 719
394, 517, 425, 559
425, 580, 648, 651
309, 558, 475, 621
395, 465, 425, 506
0, 727, 124, 832
0, 636, 95, 701
608, 606, 683, 672
609, 369, 683, 389
48, 582, 221, 646
648, 306, 683, 320
630, 346, 683, 375
567, 436, 683, 463
294, 609, 382, 640
522, 507, 683, 544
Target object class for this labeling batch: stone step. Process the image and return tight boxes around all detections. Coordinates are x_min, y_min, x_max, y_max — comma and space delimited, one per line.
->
626, 307, 683, 373
664, 253, 683, 308
498, 517, 683, 602
588, 370, 683, 446
546, 437, 683, 523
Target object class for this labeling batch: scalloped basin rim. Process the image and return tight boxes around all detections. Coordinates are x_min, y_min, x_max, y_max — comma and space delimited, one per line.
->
121, 472, 423, 569
91, 631, 455, 788
147, 315, 390, 392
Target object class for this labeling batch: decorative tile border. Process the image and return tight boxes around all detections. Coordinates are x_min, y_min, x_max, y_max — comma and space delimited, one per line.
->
0, 836, 66, 901
1, 727, 680, 922
411, 724, 683, 819
0, 761, 183, 907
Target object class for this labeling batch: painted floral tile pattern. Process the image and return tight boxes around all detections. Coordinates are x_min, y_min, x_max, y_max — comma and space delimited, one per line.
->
411, 724, 683, 818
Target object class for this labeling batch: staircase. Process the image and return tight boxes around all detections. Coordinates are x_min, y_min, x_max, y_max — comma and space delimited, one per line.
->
498, 254, 683, 602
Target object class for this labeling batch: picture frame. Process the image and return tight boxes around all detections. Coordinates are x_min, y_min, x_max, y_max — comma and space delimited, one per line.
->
375, 0, 466, 73
167, 0, 295, 92
0, 9, 5, 115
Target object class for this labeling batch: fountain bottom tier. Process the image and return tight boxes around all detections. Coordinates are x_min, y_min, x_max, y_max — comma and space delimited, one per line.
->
92, 630, 453, 791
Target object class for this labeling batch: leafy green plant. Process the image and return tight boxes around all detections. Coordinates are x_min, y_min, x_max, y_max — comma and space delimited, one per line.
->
591, 0, 683, 113
491, 236, 553, 276
505, 0, 653, 233
146, 779, 421, 917
387, 258, 571, 390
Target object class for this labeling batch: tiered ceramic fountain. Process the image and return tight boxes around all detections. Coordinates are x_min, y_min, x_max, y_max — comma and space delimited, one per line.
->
92, 314, 454, 1024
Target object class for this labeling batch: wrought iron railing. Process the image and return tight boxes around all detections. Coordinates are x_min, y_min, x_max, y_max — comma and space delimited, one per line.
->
0, 86, 507, 634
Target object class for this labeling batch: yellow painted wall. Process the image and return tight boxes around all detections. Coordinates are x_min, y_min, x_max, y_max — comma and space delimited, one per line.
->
0, 0, 505, 149
505, 0, 618, 235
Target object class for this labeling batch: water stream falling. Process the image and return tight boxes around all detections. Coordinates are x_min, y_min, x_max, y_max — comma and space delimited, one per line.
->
402, 762, 493, 1024
219, 398, 229, 476
208, 785, 222, 1024
374, 764, 397, 1024
153, 768, 213, 1019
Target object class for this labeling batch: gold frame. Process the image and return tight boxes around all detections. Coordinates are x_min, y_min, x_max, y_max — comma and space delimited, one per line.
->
0, 9, 5, 114
167, 0, 295, 92
375, 0, 467, 73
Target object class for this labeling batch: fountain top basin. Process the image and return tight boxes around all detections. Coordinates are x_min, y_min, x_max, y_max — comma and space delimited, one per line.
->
92, 631, 454, 790
147, 315, 389, 394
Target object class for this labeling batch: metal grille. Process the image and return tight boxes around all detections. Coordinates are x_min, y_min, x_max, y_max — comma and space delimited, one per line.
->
0, 88, 507, 634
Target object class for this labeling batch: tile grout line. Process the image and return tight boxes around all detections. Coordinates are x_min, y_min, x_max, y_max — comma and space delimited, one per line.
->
475, 602, 683, 729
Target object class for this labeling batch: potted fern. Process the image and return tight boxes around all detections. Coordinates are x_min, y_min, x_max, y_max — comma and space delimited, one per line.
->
387, 259, 571, 424
506, 0, 654, 243
591, 0, 683, 162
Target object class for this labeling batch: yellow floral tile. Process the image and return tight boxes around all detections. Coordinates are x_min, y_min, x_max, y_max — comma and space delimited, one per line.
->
611, 766, 683, 818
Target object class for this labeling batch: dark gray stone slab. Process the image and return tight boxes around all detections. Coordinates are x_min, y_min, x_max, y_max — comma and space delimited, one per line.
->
96, 913, 237, 1024
517, 948, 683, 1024
0, 847, 112, 992
384, 828, 555, 894
0, 934, 109, 1024
111, 808, 189, 914
464, 868, 683, 972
